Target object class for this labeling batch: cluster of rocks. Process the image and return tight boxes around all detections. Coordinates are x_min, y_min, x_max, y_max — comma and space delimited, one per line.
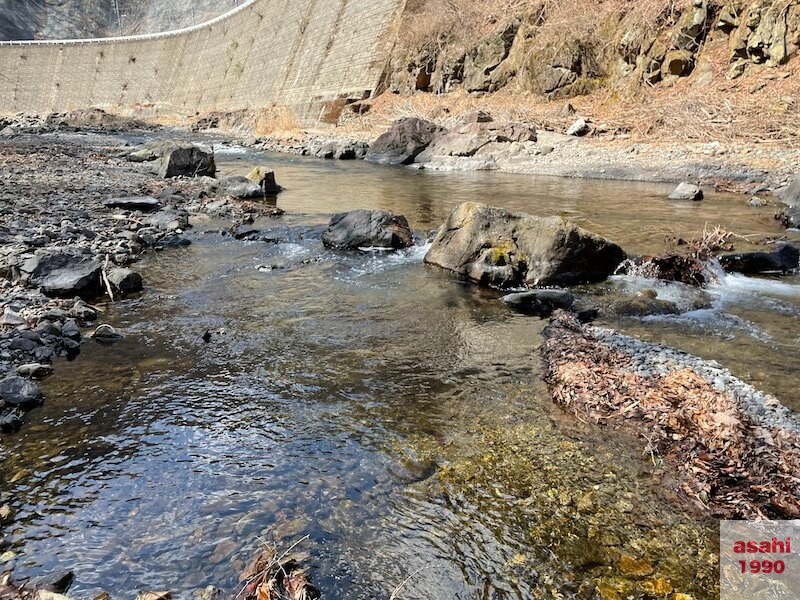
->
237, 134, 369, 161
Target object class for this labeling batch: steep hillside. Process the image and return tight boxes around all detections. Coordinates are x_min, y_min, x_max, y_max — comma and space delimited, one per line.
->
0, 0, 241, 41
362, 0, 800, 144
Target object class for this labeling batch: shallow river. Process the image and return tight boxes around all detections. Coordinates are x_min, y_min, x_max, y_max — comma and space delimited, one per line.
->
4, 143, 800, 599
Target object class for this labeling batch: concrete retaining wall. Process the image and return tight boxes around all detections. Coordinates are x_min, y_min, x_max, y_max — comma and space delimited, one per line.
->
0, 0, 405, 123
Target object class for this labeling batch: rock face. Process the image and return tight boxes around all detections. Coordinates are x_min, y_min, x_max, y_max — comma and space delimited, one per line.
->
321, 210, 414, 250
157, 144, 215, 178
463, 21, 519, 92
719, 244, 800, 275
668, 182, 704, 201
18, 249, 102, 298
0, 376, 43, 409
424, 202, 626, 288
365, 118, 445, 165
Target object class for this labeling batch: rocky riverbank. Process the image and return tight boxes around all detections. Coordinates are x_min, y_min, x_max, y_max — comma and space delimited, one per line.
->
199, 111, 800, 202
0, 126, 286, 433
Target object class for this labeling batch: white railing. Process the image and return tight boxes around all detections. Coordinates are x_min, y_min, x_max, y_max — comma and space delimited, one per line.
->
0, 0, 259, 46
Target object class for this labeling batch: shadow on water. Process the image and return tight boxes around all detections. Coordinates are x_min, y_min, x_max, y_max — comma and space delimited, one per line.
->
5, 142, 798, 599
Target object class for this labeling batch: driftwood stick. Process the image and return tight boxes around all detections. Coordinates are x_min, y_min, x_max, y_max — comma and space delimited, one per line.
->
101, 254, 115, 302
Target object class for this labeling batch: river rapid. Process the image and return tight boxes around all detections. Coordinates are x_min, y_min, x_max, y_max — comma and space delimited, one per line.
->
3, 139, 800, 599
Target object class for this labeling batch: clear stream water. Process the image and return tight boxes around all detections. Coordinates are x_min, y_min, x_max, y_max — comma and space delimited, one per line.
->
3, 143, 800, 599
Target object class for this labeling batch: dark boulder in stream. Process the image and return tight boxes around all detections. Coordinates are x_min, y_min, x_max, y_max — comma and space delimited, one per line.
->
322, 210, 414, 250
106, 267, 143, 295
719, 244, 799, 275
425, 202, 626, 287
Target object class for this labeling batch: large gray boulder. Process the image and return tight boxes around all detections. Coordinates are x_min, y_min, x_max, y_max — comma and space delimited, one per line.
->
321, 210, 414, 250
18, 249, 101, 298
157, 143, 215, 178
424, 202, 626, 288
365, 118, 445, 165
417, 121, 536, 161
0, 376, 43, 409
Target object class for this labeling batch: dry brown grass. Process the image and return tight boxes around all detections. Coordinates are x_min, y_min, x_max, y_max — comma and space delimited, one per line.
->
254, 106, 302, 138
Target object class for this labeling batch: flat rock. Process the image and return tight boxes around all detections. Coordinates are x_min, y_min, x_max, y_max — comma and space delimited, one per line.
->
418, 121, 537, 161
425, 202, 626, 288
104, 196, 161, 212
16, 363, 53, 378
322, 210, 414, 250
502, 289, 575, 317
19, 249, 102, 299
1, 307, 25, 326
566, 118, 589, 136
668, 182, 704, 201
0, 376, 43, 409
143, 209, 189, 232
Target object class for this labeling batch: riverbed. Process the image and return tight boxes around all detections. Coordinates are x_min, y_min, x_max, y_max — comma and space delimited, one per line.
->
3, 137, 800, 599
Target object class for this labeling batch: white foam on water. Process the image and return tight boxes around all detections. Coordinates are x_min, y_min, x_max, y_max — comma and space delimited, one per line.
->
213, 144, 250, 155
711, 271, 800, 300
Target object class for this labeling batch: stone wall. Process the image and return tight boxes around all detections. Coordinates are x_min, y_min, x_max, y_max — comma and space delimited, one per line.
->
0, 0, 406, 123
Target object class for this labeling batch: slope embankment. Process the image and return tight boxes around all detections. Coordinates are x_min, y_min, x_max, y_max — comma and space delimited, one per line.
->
0, 0, 406, 124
